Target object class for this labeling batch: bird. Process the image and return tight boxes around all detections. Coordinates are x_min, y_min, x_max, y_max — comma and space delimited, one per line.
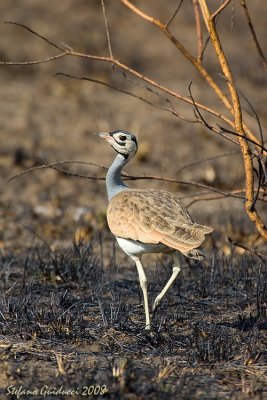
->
96, 130, 213, 330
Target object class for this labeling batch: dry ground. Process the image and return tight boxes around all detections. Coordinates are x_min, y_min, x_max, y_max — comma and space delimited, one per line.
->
0, 1, 266, 399
0, 240, 266, 399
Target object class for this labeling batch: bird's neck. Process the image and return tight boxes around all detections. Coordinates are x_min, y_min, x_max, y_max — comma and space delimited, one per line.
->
106, 153, 129, 201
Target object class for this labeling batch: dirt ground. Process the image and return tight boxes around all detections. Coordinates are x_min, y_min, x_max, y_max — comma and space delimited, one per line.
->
0, 1, 266, 399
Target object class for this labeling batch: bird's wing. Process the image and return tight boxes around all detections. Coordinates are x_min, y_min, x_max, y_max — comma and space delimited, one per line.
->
107, 189, 213, 252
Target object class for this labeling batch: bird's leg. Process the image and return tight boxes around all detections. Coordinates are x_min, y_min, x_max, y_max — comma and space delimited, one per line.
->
133, 256, 151, 330
152, 252, 181, 311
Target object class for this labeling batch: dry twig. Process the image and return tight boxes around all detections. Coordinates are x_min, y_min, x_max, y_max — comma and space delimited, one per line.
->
55, 72, 190, 122
8, 159, 267, 207
1, 3, 266, 240
120, 0, 263, 152
101, 0, 114, 59
198, 0, 267, 239
192, 0, 203, 61
240, 0, 267, 70
228, 237, 267, 262
0, 22, 236, 132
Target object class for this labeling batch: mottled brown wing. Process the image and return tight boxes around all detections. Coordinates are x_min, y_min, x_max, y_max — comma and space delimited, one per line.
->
107, 189, 213, 252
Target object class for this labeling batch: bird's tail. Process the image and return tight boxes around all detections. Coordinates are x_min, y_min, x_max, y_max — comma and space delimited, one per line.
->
194, 223, 214, 235
181, 248, 205, 260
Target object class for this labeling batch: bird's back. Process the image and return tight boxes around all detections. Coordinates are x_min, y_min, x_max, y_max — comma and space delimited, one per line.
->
107, 189, 213, 255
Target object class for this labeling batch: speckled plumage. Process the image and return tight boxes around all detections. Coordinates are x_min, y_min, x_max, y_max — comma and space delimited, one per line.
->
107, 189, 213, 255
97, 130, 214, 330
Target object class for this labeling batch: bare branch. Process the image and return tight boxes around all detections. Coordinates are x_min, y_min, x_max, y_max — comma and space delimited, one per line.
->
217, 72, 265, 153
198, 0, 267, 239
217, 125, 267, 153
120, 0, 262, 151
8, 160, 108, 182
186, 194, 238, 208
1, 7, 266, 240
192, 0, 203, 62
237, 88, 264, 155
240, 0, 267, 70
228, 237, 267, 261
8, 156, 267, 215
250, 166, 263, 211
55, 72, 191, 122
253, 151, 267, 187
101, 0, 114, 59
121, 71, 175, 110
8, 158, 258, 201
0, 44, 236, 132
0, 53, 67, 66
211, 0, 232, 21
184, 189, 266, 208
4, 21, 66, 52
1, 19, 262, 151
177, 151, 239, 173
120, 0, 163, 28
188, 82, 239, 146
166, 0, 184, 28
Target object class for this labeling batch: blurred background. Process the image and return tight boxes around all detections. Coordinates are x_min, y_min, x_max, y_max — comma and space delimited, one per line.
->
0, 0, 266, 253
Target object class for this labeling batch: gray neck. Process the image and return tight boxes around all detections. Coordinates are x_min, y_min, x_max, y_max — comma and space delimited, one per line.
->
106, 153, 129, 201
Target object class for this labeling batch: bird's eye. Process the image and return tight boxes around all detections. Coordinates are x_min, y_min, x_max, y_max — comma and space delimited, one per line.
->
119, 135, 127, 141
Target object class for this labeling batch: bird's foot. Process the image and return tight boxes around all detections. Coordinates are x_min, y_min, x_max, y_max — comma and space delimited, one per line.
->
140, 328, 166, 346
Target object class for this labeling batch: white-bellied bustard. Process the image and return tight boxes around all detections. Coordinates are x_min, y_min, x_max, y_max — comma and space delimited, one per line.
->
97, 130, 213, 330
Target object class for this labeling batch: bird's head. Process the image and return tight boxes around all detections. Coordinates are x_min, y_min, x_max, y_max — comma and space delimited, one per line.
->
96, 130, 138, 159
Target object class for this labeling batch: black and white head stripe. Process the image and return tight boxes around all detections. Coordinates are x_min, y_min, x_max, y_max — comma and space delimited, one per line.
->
97, 130, 138, 159
109, 130, 138, 147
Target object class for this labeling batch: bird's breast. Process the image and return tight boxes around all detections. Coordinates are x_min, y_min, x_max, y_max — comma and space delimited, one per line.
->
116, 237, 170, 257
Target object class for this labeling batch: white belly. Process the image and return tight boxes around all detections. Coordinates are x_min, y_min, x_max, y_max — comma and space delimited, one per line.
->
116, 237, 170, 257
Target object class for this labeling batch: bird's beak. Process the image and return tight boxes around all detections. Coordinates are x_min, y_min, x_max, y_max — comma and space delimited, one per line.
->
95, 132, 111, 141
